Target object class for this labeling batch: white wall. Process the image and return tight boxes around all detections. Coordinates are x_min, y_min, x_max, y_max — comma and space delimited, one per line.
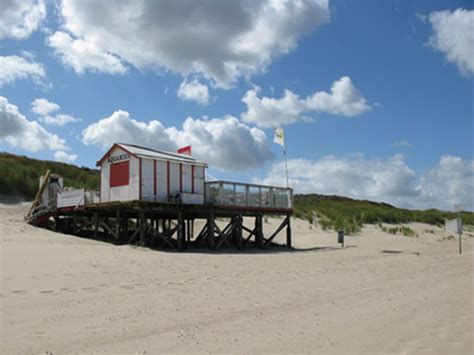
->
182, 164, 192, 193
156, 160, 168, 201
100, 146, 139, 202
194, 165, 205, 194
169, 162, 180, 196
141, 158, 154, 200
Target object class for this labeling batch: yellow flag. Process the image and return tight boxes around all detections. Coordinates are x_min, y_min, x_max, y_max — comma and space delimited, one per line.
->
274, 127, 285, 147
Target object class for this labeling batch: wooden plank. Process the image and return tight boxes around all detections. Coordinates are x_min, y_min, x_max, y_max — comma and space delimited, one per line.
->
27, 169, 51, 218
139, 210, 146, 246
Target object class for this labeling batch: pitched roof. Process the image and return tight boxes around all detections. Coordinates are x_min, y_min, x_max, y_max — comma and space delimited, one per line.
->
97, 143, 207, 166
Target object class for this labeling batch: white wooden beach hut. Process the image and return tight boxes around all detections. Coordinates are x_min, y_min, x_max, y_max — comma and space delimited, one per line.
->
97, 143, 207, 204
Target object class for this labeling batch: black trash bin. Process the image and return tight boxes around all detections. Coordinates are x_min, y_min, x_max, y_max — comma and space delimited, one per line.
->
337, 230, 344, 247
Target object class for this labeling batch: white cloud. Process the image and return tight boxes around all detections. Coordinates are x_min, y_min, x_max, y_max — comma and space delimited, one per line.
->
0, 96, 67, 152
0, 55, 46, 87
418, 155, 474, 211
0, 0, 46, 39
255, 154, 474, 210
47, 31, 127, 75
168, 116, 273, 171
82, 110, 176, 151
306, 76, 372, 117
177, 79, 211, 105
41, 114, 78, 126
30, 98, 79, 126
392, 140, 412, 148
51, 0, 329, 86
242, 76, 371, 127
428, 8, 474, 76
242, 87, 306, 127
82, 110, 273, 171
54, 150, 78, 163
31, 98, 60, 116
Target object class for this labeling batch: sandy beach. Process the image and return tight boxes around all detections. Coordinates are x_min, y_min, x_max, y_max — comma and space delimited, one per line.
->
1, 202, 473, 354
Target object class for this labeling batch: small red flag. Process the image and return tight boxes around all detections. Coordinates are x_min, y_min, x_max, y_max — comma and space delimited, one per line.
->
177, 145, 191, 155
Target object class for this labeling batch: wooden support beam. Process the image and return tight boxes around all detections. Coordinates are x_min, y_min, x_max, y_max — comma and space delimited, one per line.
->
264, 217, 288, 246
93, 212, 99, 239
139, 210, 146, 247
100, 219, 117, 240
207, 214, 215, 250
215, 218, 236, 250
194, 222, 208, 243
286, 214, 292, 248
255, 216, 264, 249
177, 212, 184, 251
115, 210, 121, 242
235, 215, 243, 249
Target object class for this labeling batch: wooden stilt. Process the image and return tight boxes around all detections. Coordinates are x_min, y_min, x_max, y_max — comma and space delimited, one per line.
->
207, 214, 215, 250
236, 215, 243, 249
255, 215, 264, 249
93, 212, 99, 239
139, 210, 146, 246
286, 214, 292, 248
177, 212, 184, 251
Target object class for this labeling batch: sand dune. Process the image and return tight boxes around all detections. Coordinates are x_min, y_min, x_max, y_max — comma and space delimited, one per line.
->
1, 203, 473, 354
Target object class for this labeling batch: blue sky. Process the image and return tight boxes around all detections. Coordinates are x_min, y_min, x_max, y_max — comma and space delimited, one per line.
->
1, 0, 473, 210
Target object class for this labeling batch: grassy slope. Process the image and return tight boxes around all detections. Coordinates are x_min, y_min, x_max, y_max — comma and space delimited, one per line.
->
0, 152, 99, 199
294, 194, 473, 234
1, 153, 472, 233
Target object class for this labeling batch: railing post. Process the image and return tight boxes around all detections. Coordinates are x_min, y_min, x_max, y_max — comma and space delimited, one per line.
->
245, 186, 249, 207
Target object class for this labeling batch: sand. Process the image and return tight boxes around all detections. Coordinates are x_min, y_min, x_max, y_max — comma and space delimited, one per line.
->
1, 202, 473, 354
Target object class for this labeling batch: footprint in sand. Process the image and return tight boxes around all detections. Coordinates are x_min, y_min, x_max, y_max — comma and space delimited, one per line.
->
39, 290, 55, 294
11, 290, 28, 295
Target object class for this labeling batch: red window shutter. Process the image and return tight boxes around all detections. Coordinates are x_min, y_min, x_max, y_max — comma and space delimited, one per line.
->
110, 161, 130, 187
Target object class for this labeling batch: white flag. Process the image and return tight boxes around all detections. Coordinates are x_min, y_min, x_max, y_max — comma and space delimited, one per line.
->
274, 127, 285, 147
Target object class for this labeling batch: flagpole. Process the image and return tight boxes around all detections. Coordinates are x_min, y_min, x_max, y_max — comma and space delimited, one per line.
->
283, 145, 289, 189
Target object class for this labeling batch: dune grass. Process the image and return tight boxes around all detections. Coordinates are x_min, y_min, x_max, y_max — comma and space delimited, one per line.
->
294, 194, 473, 235
0, 152, 99, 199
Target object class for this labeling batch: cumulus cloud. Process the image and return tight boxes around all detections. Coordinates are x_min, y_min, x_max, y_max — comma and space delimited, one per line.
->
30, 98, 79, 126
177, 79, 211, 105
50, 0, 329, 86
54, 150, 78, 163
82, 110, 273, 170
31, 98, 60, 116
0, 0, 46, 39
418, 155, 474, 211
241, 76, 371, 127
306, 76, 372, 116
167, 116, 273, 171
0, 96, 67, 152
0, 55, 46, 87
255, 154, 474, 211
428, 8, 474, 76
47, 31, 127, 75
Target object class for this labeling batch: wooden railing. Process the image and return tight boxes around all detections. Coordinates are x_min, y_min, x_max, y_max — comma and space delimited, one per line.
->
205, 181, 293, 209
